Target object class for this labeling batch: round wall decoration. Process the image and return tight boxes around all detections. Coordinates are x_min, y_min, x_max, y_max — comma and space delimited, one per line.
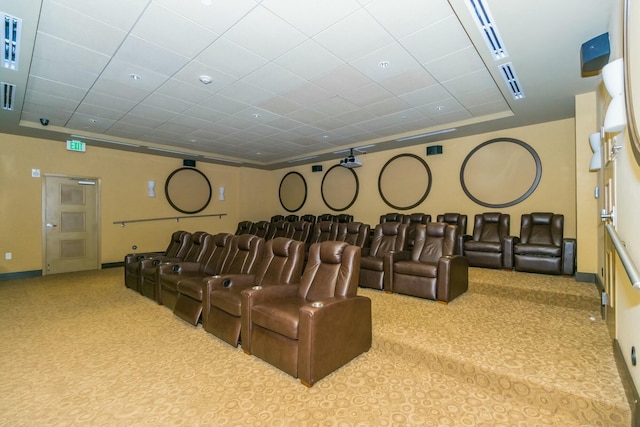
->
460, 137, 542, 208
321, 165, 359, 212
378, 153, 432, 210
279, 171, 307, 213
164, 167, 212, 214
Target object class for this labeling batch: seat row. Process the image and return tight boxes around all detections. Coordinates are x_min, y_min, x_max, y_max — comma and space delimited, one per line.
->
124, 233, 371, 387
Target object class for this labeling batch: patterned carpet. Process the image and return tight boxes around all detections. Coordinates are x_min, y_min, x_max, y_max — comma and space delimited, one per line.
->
0, 267, 630, 426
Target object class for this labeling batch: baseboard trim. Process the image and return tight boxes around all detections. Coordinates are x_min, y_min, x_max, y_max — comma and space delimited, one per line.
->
614, 339, 640, 427
0, 270, 43, 281
102, 262, 124, 269
575, 271, 596, 283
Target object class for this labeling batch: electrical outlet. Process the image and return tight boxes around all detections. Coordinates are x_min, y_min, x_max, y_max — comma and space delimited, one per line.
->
5, 252, 12, 260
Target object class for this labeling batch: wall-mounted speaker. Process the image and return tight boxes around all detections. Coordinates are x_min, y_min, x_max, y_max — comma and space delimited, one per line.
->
183, 159, 196, 167
312, 165, 323, 172
426, 145, 443, 156
581, 32, 610, 76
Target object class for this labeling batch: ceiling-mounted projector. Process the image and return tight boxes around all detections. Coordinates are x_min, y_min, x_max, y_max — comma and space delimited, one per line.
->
339, 148, 363, 168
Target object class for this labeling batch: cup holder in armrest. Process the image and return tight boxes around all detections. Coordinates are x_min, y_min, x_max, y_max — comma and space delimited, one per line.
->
171, 264, 180, 272
311, 302, 324, 308
252, 286, 263, 290
223, 279, 232, 288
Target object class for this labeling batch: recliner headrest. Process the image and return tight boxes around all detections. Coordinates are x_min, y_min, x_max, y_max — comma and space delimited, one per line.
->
236, 234, 257, 250
213, 233, 230, 247
381, 222, 401, 235
318, 241, 347, 264
426, 222, 447, 237
270, 237, 293, 257
530, 212, 554, 224
482, 212, 501, 222
191, 231, 207, 244
346, 222, 361, 233
442, 213, 459, 222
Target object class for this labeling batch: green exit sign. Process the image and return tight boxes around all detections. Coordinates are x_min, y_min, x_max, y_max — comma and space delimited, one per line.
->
66, 140, 86, 152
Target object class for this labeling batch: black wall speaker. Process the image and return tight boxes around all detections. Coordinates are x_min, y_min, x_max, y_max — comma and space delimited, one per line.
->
312, 165, 323, 172
183, 159, 196, 167
581, 32, 610, 76
426, 145, 443, 156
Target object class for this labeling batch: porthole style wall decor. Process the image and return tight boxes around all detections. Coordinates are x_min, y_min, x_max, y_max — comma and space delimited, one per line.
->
378, 153, 432, 210
460, 137, 542, 208
165, 167, 212, 214
321, 165, 359, 212
279, 171, 307, 213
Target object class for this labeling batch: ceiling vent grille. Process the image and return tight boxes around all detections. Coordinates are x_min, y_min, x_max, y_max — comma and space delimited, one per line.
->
3, 12, 21, 70
499, 63, 524, 99
467, 0, 507, 60
1, 81, 15, 110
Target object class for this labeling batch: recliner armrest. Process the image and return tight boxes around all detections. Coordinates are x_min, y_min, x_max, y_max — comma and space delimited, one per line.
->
384, 250, 411, 292
436, 255, 469, 303
502, 236, 517, 270
562, 238, 577, 275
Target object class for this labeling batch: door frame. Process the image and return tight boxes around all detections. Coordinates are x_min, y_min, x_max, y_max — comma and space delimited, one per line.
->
42, 174, 102, 275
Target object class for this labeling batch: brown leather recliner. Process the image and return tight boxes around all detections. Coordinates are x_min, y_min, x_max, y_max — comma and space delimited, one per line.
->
379, 212, 405, 224
174, 234, 265, 325
359, 222, 408, 290
139, 231, 211, 300
317, 213, 335, 223
290, 220, 312, 243
124, 230, 191, 292
335, 213, 354, 223
203, 237, 305, 347
337, 221, 370, 248
271, 220, 291, 239
270, 215, 284, 223
254, 221, 276, 240
235, 221, 256, 235
463, 213, 512, 269
389, 223, 469, 303
513, 212, 576, 275
404, 213, 432, 250
300, 214, 316, 224
305, 221, 339, 263
241, 241, 371, 387
436, 213, 468, 255
285, 214, 299, 222
156, 233, 233, 309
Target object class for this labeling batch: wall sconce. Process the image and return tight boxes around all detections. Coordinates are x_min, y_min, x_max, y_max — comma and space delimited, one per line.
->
589, 132, 602, 171
148, 180, 155, 198
602, 58, 627, 134
219, 186, 225, 201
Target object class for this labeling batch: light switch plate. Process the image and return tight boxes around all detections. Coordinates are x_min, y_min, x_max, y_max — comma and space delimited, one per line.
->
31, 169, 40, 178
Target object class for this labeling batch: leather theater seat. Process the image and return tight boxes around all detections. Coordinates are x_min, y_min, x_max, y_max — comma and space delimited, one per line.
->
513, 212, 576, 275
124, 230, 191, 292
174, 234, 265, 325
359, 222, 408, 290
463, 213, 513, 269
389, 223, 468, 303
436, 213, 468, 255
203, 237, 305, 347
241, 241, 371, 387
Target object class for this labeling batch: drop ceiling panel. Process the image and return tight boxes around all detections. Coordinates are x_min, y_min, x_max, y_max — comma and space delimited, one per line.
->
114, 35, 189, 77
350, 43, 425, 82
67, 113, 116, 132
377, 69, 438, 97
75, 103, 126, 121
197, 94, 249, 115
223, 6, 307, 61
424, 46, 486, 82
313, 8, 395, 63
365, 0, 453, 39
49, 0, 149, 31
140, 92, 194, 114
400, 15, 473, 65
243, 63, 308, 95
155, 0, 259, 34
25, 77, 86, 102
273, 40, 344, 81
82, 92, 138, 113
262, 0, 361, 37
195, 37, 268, 78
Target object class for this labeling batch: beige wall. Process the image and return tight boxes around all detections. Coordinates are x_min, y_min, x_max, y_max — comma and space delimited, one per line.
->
269, 119, 577, 240
1, 118, 578, 276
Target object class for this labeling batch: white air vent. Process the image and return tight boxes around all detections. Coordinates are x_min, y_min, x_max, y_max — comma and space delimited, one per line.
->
3, 12, 21, 70
1, 81, 15, 110
499, 63, 525, 99
467, 0, 507, 60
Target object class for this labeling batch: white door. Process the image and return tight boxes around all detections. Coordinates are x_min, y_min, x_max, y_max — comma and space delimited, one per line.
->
44, 175, 100, 274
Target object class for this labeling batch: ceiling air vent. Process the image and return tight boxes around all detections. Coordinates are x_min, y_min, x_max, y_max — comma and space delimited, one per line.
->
1, 81, 15, 110
499, 63, 525, 99
3, 12, 21, 70
466, 0, 507, 60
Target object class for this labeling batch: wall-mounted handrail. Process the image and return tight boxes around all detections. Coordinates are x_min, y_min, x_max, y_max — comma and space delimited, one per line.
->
605, 222, 640, 290
113, 213, 226, 227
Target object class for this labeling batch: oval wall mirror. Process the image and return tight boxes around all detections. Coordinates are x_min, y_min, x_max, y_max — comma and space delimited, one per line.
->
165, 167, 212, 214
321, 165, 359, 212
279, 171, 307, 212
460, 138, 542, 208
378, 153, 432, 210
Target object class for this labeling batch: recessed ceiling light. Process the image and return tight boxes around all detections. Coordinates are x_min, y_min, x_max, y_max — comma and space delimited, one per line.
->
435, 106, 444, 112
252, 113, 261, 118
129, 73, 141, 80
199, 75, 212, 85
378, 61, 390, 69
89, 119, 97, 123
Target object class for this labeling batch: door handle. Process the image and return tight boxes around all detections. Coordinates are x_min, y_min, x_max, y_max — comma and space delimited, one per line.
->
46, 223, 58, 228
